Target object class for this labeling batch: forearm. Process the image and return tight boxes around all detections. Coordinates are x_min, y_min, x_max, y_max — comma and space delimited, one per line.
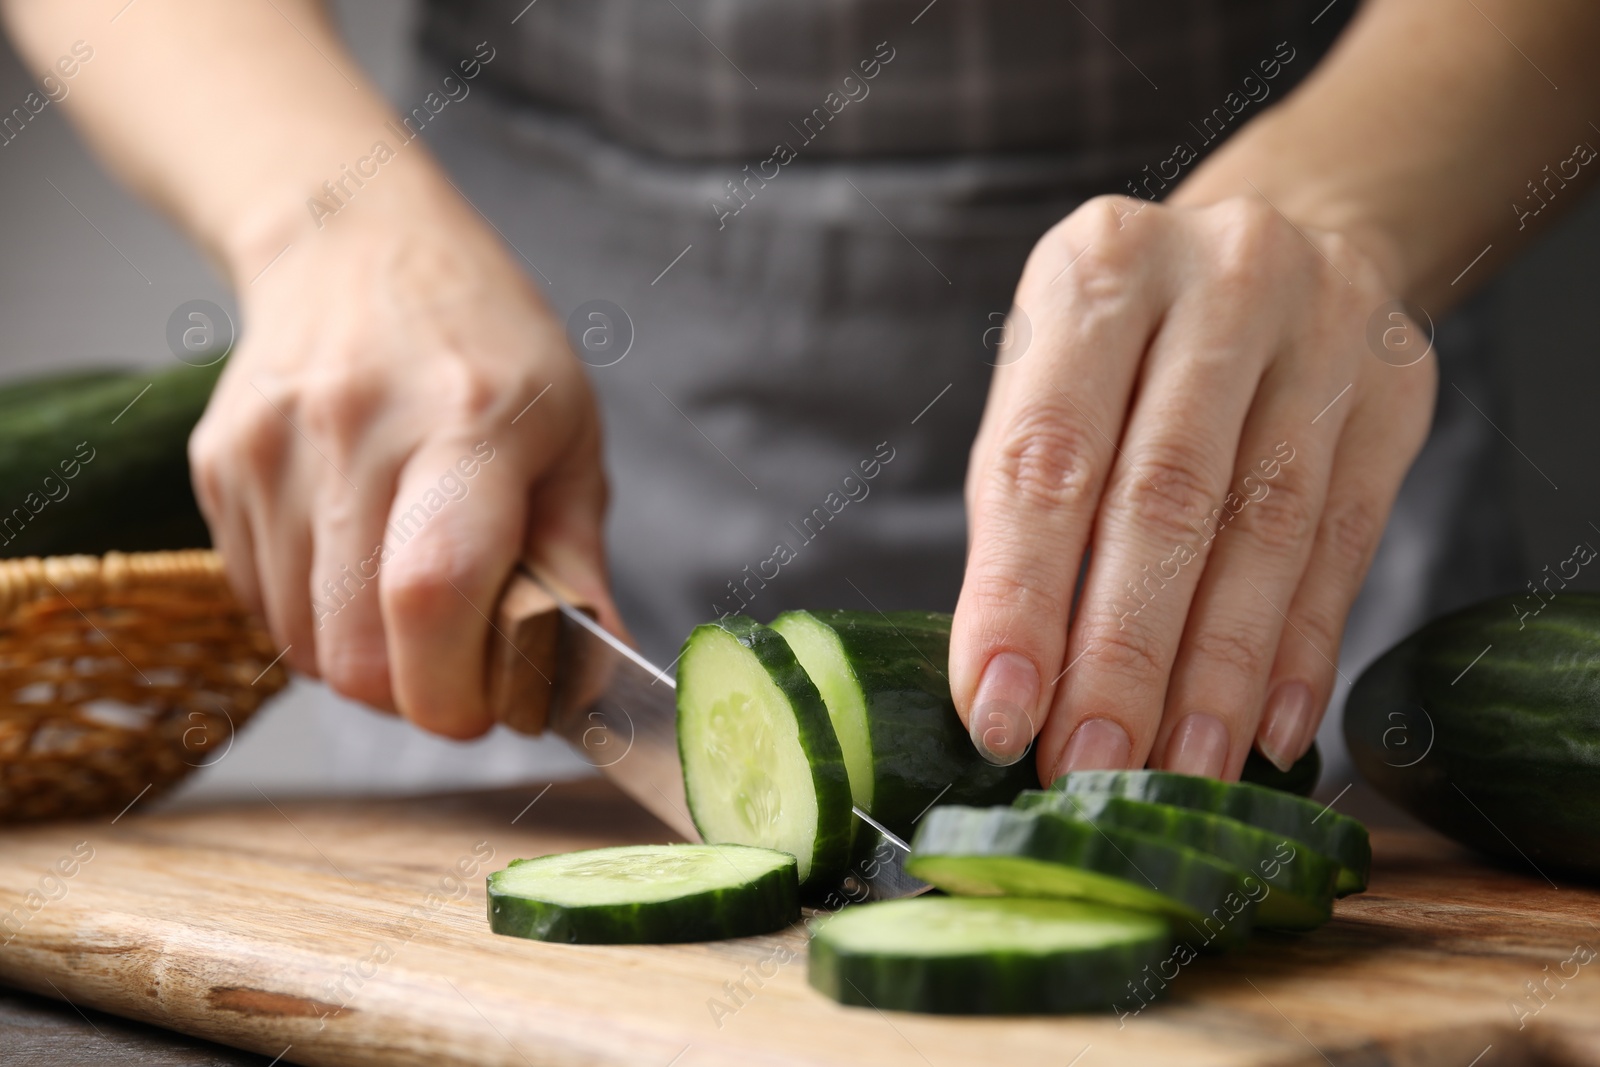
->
0, 0, 435, 284
1171, 0, 1600, 309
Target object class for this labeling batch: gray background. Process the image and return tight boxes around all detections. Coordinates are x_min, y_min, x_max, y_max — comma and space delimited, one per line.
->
1, 1, 1596, 804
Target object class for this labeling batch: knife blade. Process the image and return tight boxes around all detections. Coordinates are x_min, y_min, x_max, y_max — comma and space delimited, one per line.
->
490, 563, 929, 902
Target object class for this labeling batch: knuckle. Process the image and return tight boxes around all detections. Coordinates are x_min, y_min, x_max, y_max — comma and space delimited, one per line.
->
301, 370, 383, 444
1285, 600, 1342, 663
1031, 197, 1154, 286
987, 408, 1100, 512
1083, 621, 1166, 683
1240, 475, 1317, 549
1322, 496, 1383, 573
1118, 445, 1217, 534
1075, 195, 1153, 245
318, 642, 391, 707
187, 430, 225, 512
963, 565, 1067, 623
232, 402, 291, 476
380, 544, 472, 622
1313, 229, 1371, 294
1208, 198, 1279, 288
436, 354, 506, 423
1187, 621, 1273, 681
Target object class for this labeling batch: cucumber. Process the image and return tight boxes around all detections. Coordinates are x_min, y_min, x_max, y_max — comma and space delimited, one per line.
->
487, 844, 799, 943
808, 896, 1172, 1015
1015, 790, 1337, 929
907, 806, 1259, 947
1053, 770, 1370, 896
769, 609, 1035, 839
676, 616, 853, 887
1241, 742, 1322, 797
1346, 594, 1600, 881
0, 360, 222, 558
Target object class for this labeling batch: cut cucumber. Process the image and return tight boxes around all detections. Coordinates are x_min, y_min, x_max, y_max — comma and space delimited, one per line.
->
770, 609, 1035, 838
907, 806, 1259, 947
1052, 770, 1370, 895
808, 896, 1172, 1014
676, 617, 853, 887
806, 895, 1171, 1017
487, 844, 799, 943
1015, 791, 1337, 929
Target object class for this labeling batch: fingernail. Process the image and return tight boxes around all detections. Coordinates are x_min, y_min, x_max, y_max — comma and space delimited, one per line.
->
969, 652, 1039, 766
1163, 713, 1231, 779
1258, 681, 1315, 772
1056, 718, 1133, 778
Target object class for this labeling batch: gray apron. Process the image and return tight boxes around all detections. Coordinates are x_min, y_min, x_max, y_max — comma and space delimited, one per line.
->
297, 0, 1520, 793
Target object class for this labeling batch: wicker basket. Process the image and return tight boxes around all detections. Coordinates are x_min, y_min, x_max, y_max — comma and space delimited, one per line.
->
0, 550, 288, 822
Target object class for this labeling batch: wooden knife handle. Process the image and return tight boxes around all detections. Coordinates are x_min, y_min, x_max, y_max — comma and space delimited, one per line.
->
485, 565, 591, 736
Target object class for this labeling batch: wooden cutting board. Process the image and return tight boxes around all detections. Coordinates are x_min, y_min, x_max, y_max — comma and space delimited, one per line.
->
2, 779, 1597, 1067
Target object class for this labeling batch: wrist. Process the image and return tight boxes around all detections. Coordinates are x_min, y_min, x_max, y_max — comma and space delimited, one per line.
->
1168, 113, 1412, 299
218, 140, 461, 292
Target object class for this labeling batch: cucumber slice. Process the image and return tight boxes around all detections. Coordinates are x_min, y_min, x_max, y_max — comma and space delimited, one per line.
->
808, 896, 1172, 1014
907, 806, 1259, 947
1053, 770, 1370, 895
676, 617, 853, 886
487, 844, 799, 943
1015, 791, 1337, 929
770, 609, 1035, 838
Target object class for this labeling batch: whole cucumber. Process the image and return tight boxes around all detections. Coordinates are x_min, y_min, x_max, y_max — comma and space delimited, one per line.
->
0, 360, 222, 558
1345, 594, 1600, 882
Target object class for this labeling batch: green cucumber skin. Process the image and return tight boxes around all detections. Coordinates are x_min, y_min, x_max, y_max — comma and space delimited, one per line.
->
1015, 791, 1336, 930
809, 910, 1171, 1015
1346, 594, 1600, 882
676, 616, 855, 889
487, 861, 799, 944
774, 610, 1036, 838
1052, 770, 1371, 896
0, 361, 222, 558
907, 806, 1258, 947
1241, 743, 1322, 797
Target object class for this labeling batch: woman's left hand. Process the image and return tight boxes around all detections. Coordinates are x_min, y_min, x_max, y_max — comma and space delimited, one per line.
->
949, 193, 1436, 783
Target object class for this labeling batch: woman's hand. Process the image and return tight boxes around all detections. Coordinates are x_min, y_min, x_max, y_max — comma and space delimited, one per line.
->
190, 167, 613, 739
951, 193, 1436, 783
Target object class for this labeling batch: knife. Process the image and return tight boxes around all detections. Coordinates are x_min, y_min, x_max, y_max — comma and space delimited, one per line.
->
486, 563, 928, 902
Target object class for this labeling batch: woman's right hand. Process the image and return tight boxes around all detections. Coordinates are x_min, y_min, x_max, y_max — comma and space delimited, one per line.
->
190, 163, 614, 739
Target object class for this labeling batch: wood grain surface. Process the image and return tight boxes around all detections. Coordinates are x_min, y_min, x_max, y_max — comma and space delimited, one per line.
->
1, 779, 1597, 1067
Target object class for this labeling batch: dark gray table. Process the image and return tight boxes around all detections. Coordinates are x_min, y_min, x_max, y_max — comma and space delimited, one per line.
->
0, 987, 278, 1066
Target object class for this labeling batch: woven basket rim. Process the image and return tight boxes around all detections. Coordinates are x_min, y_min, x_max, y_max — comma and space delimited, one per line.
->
0, 549, 230, 620
0, 547, 285, 823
